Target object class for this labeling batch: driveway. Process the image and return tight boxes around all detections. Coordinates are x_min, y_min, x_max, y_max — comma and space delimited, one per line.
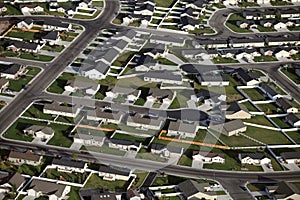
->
261, 164, 274, 172
70, 142, 83, 150
284, 163, 300, 171
192, 160, 203, 169
125, 151, 138, 159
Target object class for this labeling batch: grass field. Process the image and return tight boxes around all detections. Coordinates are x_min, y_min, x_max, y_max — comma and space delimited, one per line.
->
46, 124, 73, 147
257, 103, 283, 114
47, 72, 75, 94
243, 88, 266, 101
270, 117, 291, 129
155, 0, 176, 7
212, 56, 239, 64
23, 104, 54, 120
281, 68, 300, 84
84, 174, 128, 192
285, 131, 300, 144
244, 115, 274, 127
241, 101, 258, 112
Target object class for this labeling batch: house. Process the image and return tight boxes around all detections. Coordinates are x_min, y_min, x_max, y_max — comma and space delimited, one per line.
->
23, 125, 54, 141
42, 21, 72, 31
0, 63, 25, 79
185, 0, 208, 10
193, 152, 225, 164
16, 19, 34, 29
150, 143, 183, 158
261, 84, 282, 100
276, 98, 298, 113
196, 74, 229, 86
96, 48, 119, 65
107, 139, 142, 152
99, 164, 132, 181
8, 150, 42, 166
26, 179, 71, 200
64, 79, 100, 96
106, 86, 141, 103
78, 0, 92, 8
43, 102, 81, 118
267, 181, 300, 200
79, 189, 121, 200
41, 31, 60, 45
150, 35, 186, 47
190, 89, 221, 103
144, 44, 168, 59
86, 109, 123, 124
275, 49, 291, 58
52, 158, 88, 173
126, 114, 164, 130
0, 78, 9, 93
225, 102, 251, 120
181, 16, 199, 31
20, 5, 44, 14
177, 180, 217, 200
73, 130, 106, 147
133, 3, 155, 16
134, 55, 157, 72
239, 153, 271, 165
209, 119, 247, 136
232, 68, 260, 86
167, 120, 198, 138
274, 22, 287, 30
80, 60, 110, 80
280, 152, 300, 164
0, 172, 25, 193
144, 71, 183, 85
147, 87, 174, 104
285, 113, 300, 127
127, 190, 142, 200
6, 40, 40, 53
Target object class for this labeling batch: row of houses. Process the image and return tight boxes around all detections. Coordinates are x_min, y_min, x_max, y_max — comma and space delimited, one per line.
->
235, 19, 300, 30
243, 8, 300, 20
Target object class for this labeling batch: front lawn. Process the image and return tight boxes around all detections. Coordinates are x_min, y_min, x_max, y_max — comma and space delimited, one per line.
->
43, 169, 88, 183
42, 45, 65, 52
6, 29, 36, 41
281, 68, 300, 84
20, 53, 54, 62
84, 174, 128, 192
212, 56, 239, 64
8, 75, 33, 92
22, 104, 54, 120
155, 0, 176, 7
253, 56, 277, 62
244, 115, 274, 127
156, 58, 177, 66
243, 88, 266, 101
46, 124, 73, 147
270, 117, 291, 129
217, 133, 260, 147
81, 144, 126, 156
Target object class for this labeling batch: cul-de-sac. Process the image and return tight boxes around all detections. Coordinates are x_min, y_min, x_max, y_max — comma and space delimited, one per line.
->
0, 0, 299, 199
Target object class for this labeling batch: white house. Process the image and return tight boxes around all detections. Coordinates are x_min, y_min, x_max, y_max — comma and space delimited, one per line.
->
193, 152, 225, 164
73, 132, 105, 147
23, 125, 54, 142
150, 143, 183, 158
126, 114, 164, 130
239, 153, 271, 165
167, 120, 198, 138
8, 151, 42, 166
16, 19, 34, 29
107, 139, 142, 152
98, 165, 132, 181
51, 158, 88, 173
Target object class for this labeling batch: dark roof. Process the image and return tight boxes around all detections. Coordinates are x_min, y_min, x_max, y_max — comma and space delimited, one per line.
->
0, 77, 9, 87
273, 181, 300, 199
9, 150, 41, 162
168, 120, 198, 134
79, 189, 118, 200
87, 109, 122, 120
24, 18, 33, 25
178, 180, 215, 198
286, 113, 300, 123
7, 40, 38, 50
197, 74, 229, 83
127, 114, 163, 127
107, 138, 141, 147
43, 20, 70, 28
148, 87, 174, 100
276, 98, 293, 110
281, 152, 300, 160
52, 158, 86, 169
234, 68, 254, 82
181, 16, 198, 26
144, 71, 182, 82
42, 31, 59, 40
99, 165, 131, 176
239, 153, 268, 160
0, 63, 22, 75
24, 125, 54, 135
27, 179, 67, 197
150, 143, 183, 154
226, 102, 249, 114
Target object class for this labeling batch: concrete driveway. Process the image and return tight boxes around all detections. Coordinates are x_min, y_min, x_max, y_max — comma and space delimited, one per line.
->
192, 160, 203, 169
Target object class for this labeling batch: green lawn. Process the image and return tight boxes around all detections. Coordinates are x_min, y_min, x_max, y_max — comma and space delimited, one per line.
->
257, 103, 283, 114
2, 4, 22, 15
253, 56, 278, 62
238, 1, 259, 6
212, 56, 239, 64
285, 131, 300, 144
112, 51, 136, 67
42, 45, 65, 52
130, 172, 148, 189
244, 126, 292, 145
228, 14, 246, 21
6, 29, 36, 41
155, 0, 176, 7
8, 76, 33, 92
289, 26, 300, 31
112, 133, 152, 146
226, 22, 252, 33
271, 0, 293, 5
189, 28, 215, 35
136, 148, 168, 162
43, 169, 88, 183
156, 58, 177, 66
256, 25, 276, 32
177, 155, 192, 167
203, 150, 242, 171
243, 88, 266, 101
244, 115, 274, 127
81, 144, 126, 156
152, 175, 187, 186
46, 124, 73, 147
217, 133, 260, 147
84, 174, 128, 192
26, 66, 41, 76
47, 72, 75, 94
73, 10, 100, 19
20, 53, 54, 62
22, 104, 54, 120
271, 117, 291, 129
92, 0, 103, 7
281, 68, 300, 84
241, 101, 258, 112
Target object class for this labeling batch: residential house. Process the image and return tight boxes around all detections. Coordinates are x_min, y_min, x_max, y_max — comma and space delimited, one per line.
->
167, 120, 198, 138
41, 31, 60, 45
147, 87, 174, 104
144, 71, 183, 85
98, 164, 132, 181
209, 119, 247, 136
276, 98, 298, 113
190, 89, 221, 103
51, 158, 88, 173
8, 150, 42, 166
225, 102, 251, 119
266, 181, 300, 200
285, 113, 300, 127
196, 74, 229, 86
80, 60, 110, 80
280, 152, 300, 164
86, 109, 123, 124
96, 48, 119, 65
23, 125, 54, 141
134, 55, 157, 72
107, 139, 142, 152
261, 84, 282, 100
150, 35, 186, 47
126, 114, 164, 130
193, 152, 225, 164
26, 179, 71, 200
106, 86, 141, 103
79, 189, 121, 200
6, 40, 40, 53
233, 68, 260, 86
0, 78, 9, 93
150, 143, 183, 158
0, 63, 25, 79
42, 21, 72, 31
181, 16, 199, 31
185, 0, 208, 10
239, 153, 271, 165
20, 5, 44, 14
16, 19, 34, 29
73, 130, 106, 147
78, 0, 92, 8
64, 79, 100, 96
0, 172, 25, 193
133, 2, 155, 16
177, 180, 217, 200
144, 44, 168, 59
43, 102, 81, 118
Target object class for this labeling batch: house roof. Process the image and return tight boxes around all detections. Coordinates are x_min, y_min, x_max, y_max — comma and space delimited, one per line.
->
99, 164, 131, 176
281, 152, 300, 160
0, 77, 9, 87
43, 20, 70, 28
193, 151, 225, 159
43, 102, 80, 114
52, 158, 86, 169
239, 153, 268, 160
276, 98, 293, 110
8, 173, 25, 189
7, 40, 38, 50
42, 31, 59, 40
181, 16, 198, 26
150, 143, 183, 154
286, 113, 300, 123
66, 79, 99, 91
210, 119, 246, 134
197, 74, 229, 83
178, 180, 216, 198
144, 71, 182, 82
150, 35, 185, 45
234, 68, 254, 83
24, 125, 54, 135
273, 181, 300, 199
107, 138, 141, 147
226, 102, 249, 114
148, 87, 174, 100
9, 150, 41, 162
27, 179, 67, 197
127, 114, 163, 127
101, 48, 119, 64
79, 189, 119, 200
168, 120, 198, 134
23, 18, 34, 25
87, 109, 123, 120
0, 63, 23, 75
73, 129, 106, 142
136, 55, 156, 67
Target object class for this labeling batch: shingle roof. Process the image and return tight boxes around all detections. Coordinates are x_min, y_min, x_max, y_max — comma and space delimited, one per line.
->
281, 152, 300, 160
168, 120, 198, 134
52, 158, 86, 169
261, 84, 279, 96
27, 179, 67, 197
99, 164, 131, 176
178, 180, 215, 198
150, 143, 183, 154
9, 151, 41, 162
239, 153, 268, 160
24, 125, 54, 135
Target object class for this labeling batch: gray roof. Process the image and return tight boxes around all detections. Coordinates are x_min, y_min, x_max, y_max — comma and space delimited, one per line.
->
281, 152, 300, 160
27, 179, 67, 197
9, 151, 41, 162
148, 87, 174, 100
66, 79, 99, 91
0, 77, 9, 87
261, 84, 279, 97
286, 113, 300, 123
87, 109, 123, 120
52, 158, 86, 169
0, 63, 23, 75
8, 40, 38, 50
276, 98, 293, 110
150, 143, 183, 154
8, 173, 25, 189
101, 48, 119, 63
73, 129, 106, 142
273, 181, 300, 199
111, 86, 140, 97
168, 120, 198, 134
226, 102, 249, 115
178, 180, 216, 198
44, 102, 79, 114
79, 189, 118, 200
107, 138, 141, 147
43, 20, 70, 28
127, 114, 163, 127
197, 74, 229, 82
210, 119, 246, 134
144, 71, 182, 82
42, 31, 59, 40
99, 164, 131, 176
111, 39, 128, 50
24, 125, 54, 135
